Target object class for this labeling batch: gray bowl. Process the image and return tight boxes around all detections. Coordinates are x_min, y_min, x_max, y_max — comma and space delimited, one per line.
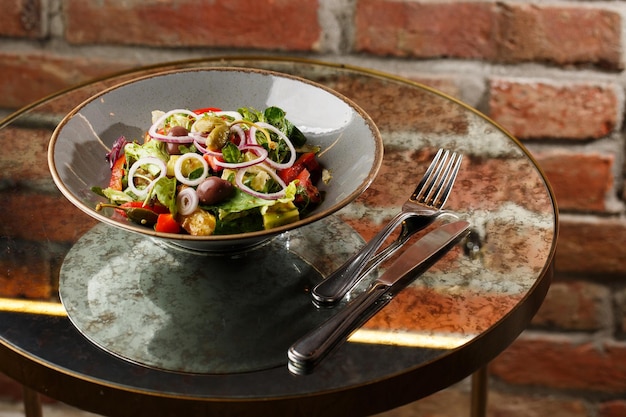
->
48, 67, 383, 251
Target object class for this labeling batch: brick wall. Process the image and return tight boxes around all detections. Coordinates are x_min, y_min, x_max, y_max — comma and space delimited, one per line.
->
1, 0, 626, 416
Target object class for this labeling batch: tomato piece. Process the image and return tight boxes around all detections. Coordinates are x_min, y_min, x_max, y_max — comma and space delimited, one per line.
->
294, 168, 321, 206
155, 213, 181, 233
108, 154, 126, 191
193, 107, 222, 114
298, 152, 321, 177
278, 164, 305, 184
295, 168, 311, 183
278, 153, 321, 184
203, 154, 225, 173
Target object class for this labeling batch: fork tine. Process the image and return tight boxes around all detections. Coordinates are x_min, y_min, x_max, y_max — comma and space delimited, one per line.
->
411, 148, 445, 200
431, 152, 463, 209
421, 150, 452, 204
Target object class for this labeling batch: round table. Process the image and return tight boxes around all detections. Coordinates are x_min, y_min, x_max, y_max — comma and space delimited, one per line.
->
0, 57, 558, 417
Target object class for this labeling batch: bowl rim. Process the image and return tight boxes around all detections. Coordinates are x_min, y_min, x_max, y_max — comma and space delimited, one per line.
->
48, 66, 384, 243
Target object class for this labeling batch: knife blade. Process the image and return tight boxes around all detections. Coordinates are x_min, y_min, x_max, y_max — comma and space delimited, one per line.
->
287, 220, 470, 374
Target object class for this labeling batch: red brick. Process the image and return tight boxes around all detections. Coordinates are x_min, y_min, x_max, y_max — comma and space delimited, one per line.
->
382, 382, 589, 417
532, 150, 614, 212
486, 391, 587, 417
354, 2, 622, 69
555, 216, 626, 275
64, 0, 321, 51
1, 190, 98, 243
0, 127, 52, 183
322, 74, 469, 134
490, 334, 626, 392
0, 52, 136, 109
0, 0, 44, 38
405, 76, 462, 100
380, 385, 471, 417
616, 289, 626, 335
0, 242, 53, 299
355, 0, 498, 59
532, 280, 611, 331
599, 400, 626, 417
489, 79, 620, 140
496, 3, 622, 69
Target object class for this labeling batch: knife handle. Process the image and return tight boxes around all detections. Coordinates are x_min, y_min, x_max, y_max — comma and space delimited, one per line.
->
288, 282, 391, 374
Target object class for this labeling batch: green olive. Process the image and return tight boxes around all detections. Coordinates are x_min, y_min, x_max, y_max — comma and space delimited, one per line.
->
125, 207, 159, 226
206, 123, 229, 151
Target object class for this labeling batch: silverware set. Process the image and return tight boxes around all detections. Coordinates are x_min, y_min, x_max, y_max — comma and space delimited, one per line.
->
312, 148, 464, 306
288, 148, 467, 374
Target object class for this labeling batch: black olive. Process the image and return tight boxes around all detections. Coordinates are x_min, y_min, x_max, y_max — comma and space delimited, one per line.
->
196, 177, 235, 205
168, 125, 189, 136
166, 126, 189, 155
166, 142, 183, 155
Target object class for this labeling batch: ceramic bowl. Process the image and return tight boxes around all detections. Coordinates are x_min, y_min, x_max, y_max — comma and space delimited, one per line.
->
48, 67, 383, 252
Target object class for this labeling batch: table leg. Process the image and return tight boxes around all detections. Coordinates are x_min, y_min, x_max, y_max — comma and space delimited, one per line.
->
470, 366, 488, 417
22, 386, 42, 417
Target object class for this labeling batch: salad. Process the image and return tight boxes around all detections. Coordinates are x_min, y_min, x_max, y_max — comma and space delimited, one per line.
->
93, 106, 328, 236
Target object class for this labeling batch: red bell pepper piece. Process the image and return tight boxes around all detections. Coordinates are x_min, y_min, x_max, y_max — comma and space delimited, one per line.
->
294, 168, 321, 206
108, 154, 126, 191
204, 154, 225, 173
155, 213, 181, 233
193, 107, 222, 114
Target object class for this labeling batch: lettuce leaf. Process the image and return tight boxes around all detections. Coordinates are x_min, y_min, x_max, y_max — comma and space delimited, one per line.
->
211, 181, 297, 221
100, 188, 135, 205
124, 140, 169, 175
150, 176, 178, 214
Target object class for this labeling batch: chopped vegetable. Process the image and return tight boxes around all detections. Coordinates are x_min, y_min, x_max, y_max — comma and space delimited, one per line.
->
108, 154, 127, 191
155, 213, 181, 233
94, 106, 325, 236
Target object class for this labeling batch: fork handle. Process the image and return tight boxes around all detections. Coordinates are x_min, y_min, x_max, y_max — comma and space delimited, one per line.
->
311, 211, 414, 305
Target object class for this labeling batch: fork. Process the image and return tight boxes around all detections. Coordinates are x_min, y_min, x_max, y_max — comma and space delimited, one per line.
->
312, 148, 463, 305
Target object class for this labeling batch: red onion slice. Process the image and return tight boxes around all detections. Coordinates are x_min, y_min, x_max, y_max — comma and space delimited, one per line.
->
177, 187, 199, 216
174, 153, 208, 186
230, 124, 247, 148
235, 163, 288, 200
254, 122, 297, 170
247, 125, 259, 146
127, 157, 167, 197
193, 138, 223, 157
148, 109, 198, 143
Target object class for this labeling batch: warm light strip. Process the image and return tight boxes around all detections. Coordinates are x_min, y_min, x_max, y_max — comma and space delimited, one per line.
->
0, 298, 67, 317
348, 329, 475, 349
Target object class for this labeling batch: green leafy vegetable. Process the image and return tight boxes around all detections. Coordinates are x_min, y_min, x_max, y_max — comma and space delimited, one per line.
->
150, 176, 178, 214
221, 142, 243, 163
124, 140, 169, 175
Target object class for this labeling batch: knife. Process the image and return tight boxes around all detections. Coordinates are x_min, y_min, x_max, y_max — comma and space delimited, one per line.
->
287, 220, 470, 374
